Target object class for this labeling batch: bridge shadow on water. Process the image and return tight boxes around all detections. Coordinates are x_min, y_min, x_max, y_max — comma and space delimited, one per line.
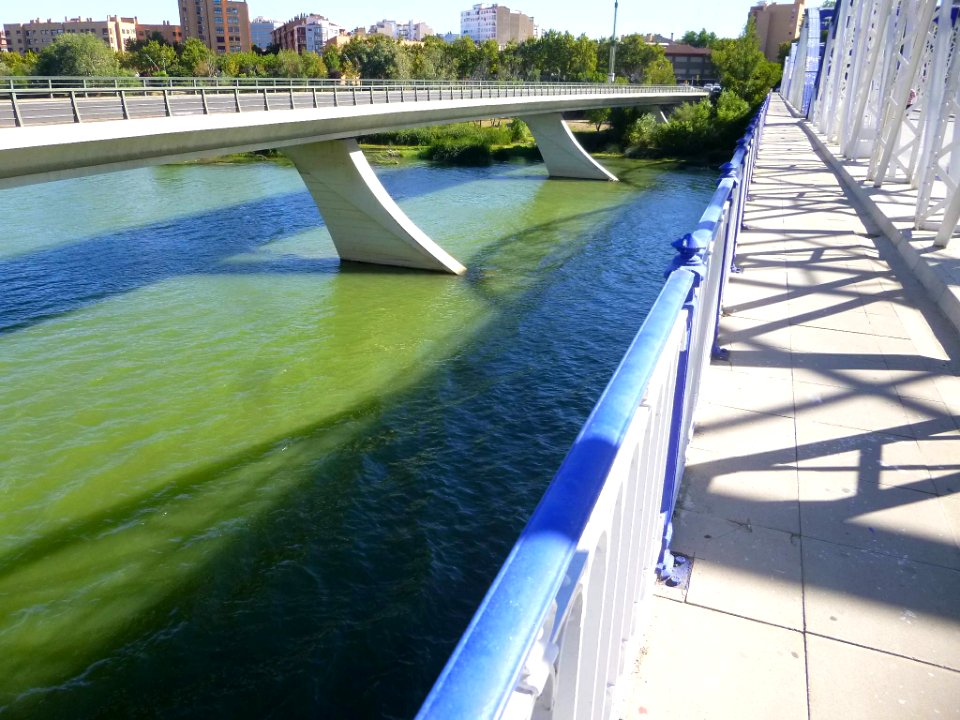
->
0, 164, 684, 719
0, 160, 554, 336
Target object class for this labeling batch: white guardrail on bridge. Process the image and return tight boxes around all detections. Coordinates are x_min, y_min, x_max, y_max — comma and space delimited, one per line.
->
417, 97, 770, 720
0, 77, 703, 129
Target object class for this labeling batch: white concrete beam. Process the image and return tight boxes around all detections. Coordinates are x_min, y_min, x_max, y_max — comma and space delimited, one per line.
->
521, 113, 617, 182
285, 139, 466, 274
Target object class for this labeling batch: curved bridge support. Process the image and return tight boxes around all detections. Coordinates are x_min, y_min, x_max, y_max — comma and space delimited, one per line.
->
285, 139, 466, 274
521, 112, 618, 182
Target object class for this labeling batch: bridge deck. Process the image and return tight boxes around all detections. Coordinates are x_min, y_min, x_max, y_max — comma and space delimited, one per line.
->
625, 96, 960, 718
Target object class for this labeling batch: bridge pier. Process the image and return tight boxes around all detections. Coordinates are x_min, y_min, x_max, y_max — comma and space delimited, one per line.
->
520, 113, 618, 182
284, 139, 466, 275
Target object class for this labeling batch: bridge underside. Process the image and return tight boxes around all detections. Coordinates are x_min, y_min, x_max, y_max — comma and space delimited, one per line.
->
1, 93, 700, 273
286, 114, 616, 273
285, 139, 466, 274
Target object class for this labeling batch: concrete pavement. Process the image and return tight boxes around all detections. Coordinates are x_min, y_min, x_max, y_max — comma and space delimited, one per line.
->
624, 95, 960, 719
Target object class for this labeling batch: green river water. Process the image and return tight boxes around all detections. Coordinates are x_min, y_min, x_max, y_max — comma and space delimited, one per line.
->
0, 156, 715, 718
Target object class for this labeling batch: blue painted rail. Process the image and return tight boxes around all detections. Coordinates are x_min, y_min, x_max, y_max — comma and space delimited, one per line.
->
417, 97, 770, 720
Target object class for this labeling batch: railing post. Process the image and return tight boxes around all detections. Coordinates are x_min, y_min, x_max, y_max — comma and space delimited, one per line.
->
657, 233, 707, 583
333, 87, 339, 107
369, 86, 374, 104
119, 89, 130, 119
163, 88, 172, 117
201, 88, 210, 115
10, 91, 23, 127
263, 88, 270, 111
69, 90, 82, 122
289, 87, 296, 110
352, 87, 357, 106
235, 88, 242, 112
312, 87, 318, 109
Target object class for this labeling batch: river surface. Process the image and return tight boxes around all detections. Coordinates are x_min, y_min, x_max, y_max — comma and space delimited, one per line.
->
0, 156, 714, 718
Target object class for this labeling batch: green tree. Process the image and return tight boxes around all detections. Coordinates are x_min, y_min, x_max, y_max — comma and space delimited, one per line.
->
585, 107, 611, 131
680, 29, 719, 48
0, 51, 38, 76
322, 46, 342, 77
341, 35, 400, 79
178, 37, 216, 76
125, 39, 178, 76
710, 20, 781, 105
613, 35, 660, 83
777, 42, 792, 65
447, 36, 480, 79
35, 34, 120, 76
644, 55, 676, 85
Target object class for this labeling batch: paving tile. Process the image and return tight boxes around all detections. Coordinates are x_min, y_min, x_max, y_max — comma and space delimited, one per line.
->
798, 468, 960, 569
689, 403, 797, 458
671, 510, 803, 629
700, 370, 795, 417
792, 380, 915, 438
807, 634, 960, 720
803, 537, 960, 670
678, 446, 800, 533
631, 597, 807, 720
715, 314, 792, 351
795, 419, 937, 494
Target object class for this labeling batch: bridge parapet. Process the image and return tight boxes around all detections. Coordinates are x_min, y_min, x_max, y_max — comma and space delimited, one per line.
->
416, 98, 770, 719
0, 80, 703, 129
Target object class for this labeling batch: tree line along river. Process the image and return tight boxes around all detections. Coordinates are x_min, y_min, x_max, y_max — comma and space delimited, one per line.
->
0, 155, 715, 718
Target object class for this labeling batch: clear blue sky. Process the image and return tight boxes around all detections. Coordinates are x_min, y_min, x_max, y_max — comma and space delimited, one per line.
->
6, 1, 806, 40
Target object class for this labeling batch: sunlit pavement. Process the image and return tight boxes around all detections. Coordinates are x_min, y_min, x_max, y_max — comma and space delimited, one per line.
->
624, 95, 960, 720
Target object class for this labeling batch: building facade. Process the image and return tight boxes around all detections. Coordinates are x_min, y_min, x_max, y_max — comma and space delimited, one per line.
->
749, 0, 805, 62
3, 16, 138, 54
135, 21, 183, 46
460, 4, 534, 46
273, 15, 343, 54
249, 17, 278, 50
397, 21, 433, 41
178, 0, 251, 53
0, 29, 8, 52
663, 43, 717, 85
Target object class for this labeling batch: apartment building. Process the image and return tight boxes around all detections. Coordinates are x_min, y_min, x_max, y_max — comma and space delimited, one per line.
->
0, 29, 8, 52
178, 0, 251, 53
273, 14, 343, 54
397, 20, 433, 41
135, 21, 183, 45
3, 16, 138, 53
250, 16, 279, 50
663, 43, 717, 85
460, 4, 534, 46
749, 0, 805, 62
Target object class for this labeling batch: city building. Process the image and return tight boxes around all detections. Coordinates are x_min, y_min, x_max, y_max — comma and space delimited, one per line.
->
273, 14, 343, 54
749, 0, 805, 62
663, 43, 717, 85
460, 4, 534, 46
178, 0, 251, 54
249, 16, 278, 50
397, 20, 433, 41
0, 28, 8, 52
3, 16, 138, 54
135, 21, 183, 45
368, 19, 397, 38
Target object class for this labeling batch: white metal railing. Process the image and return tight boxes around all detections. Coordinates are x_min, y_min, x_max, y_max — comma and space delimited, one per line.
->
417, 97, 769, 720
0, 79, 704, 129
806, 0, 960, 246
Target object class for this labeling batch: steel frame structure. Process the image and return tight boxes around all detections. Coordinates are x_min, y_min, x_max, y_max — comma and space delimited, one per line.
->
808, 0, 960, 247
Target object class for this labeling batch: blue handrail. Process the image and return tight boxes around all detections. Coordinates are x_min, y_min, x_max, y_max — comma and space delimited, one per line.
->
417, 270, 696, 719
418, 96, 770, 719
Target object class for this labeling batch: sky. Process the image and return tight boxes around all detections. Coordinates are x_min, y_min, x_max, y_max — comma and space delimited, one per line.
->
5, 1, 775, 41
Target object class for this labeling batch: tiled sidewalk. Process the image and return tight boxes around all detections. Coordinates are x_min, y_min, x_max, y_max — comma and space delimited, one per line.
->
626, 96, 960, 719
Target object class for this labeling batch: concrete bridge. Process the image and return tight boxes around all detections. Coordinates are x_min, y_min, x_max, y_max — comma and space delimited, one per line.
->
0, 79, 705, 274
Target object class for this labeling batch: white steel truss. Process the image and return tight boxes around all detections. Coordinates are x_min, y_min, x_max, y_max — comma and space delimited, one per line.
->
806, 0, 960, 246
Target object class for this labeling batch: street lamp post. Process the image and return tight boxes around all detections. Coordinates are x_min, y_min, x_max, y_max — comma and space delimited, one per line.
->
608, 0, 619, 83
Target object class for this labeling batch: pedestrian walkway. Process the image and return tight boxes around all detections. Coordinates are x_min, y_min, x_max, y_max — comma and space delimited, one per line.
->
624, 95, 960, 719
